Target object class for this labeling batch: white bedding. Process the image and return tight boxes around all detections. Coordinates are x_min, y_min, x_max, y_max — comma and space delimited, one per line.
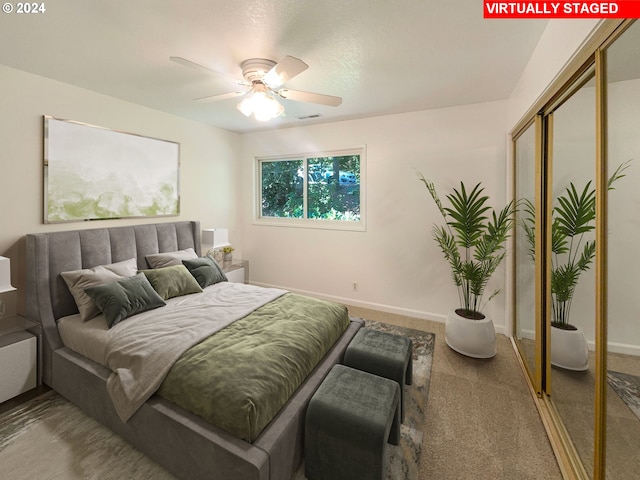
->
58, 313, 110, 365
59, 282, 287, 422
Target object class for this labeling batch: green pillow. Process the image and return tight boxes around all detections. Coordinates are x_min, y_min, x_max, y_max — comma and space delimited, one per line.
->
140, 265, 203, 300
182, 256, 228, 289
84, 273, 166, 328
60, 258, 138, 322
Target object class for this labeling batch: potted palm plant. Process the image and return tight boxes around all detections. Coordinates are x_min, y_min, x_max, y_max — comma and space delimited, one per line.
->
519, 161, 629, 370
419, 174, 515, 358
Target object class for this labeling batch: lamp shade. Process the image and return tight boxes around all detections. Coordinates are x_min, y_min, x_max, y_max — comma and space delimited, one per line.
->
0, 256, 16, 293
202, 229, 230, 249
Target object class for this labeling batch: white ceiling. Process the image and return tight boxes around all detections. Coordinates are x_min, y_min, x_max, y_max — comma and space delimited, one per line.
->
0, 0, 548, 133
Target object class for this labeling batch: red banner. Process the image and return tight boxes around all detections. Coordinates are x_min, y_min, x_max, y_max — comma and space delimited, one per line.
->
484, 1, 640, 18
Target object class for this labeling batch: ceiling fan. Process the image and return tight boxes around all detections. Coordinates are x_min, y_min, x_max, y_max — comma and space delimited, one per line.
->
170, 55, 342, 121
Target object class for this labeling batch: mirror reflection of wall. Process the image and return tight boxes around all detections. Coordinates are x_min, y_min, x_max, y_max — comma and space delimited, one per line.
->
514, 122, 537, 384
510, 19, 640, 479
606, 20, 640, 480
548, 73, 597, 479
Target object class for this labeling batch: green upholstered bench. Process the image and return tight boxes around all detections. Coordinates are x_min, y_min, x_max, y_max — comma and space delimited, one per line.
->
343, 328, 413, 422
304, 364, 400, 480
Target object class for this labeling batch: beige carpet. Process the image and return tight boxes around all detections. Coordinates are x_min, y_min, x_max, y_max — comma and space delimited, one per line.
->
551, 350, 640, 480
0, 308, 562, 480
347, 306, 562, 480
514, 331, 640, 479
0, 317, 434, 480
293, 320, 434, 479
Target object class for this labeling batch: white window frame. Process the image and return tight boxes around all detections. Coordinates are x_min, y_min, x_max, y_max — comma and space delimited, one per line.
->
254, 147, 366, 231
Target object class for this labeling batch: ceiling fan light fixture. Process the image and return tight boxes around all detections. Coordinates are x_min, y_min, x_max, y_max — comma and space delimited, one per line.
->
262, 69, 284, 88
236, 90, 284, 121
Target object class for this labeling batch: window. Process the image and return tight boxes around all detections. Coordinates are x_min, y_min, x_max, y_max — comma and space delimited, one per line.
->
257, 149, 364, 230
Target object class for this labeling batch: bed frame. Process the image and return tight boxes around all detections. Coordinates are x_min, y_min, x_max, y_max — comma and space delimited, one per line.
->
25, 220, 362, 480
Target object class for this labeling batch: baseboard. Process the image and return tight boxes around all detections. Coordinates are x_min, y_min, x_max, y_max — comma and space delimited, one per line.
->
517, 328, 640, 357
589, 339, 640, 357
250, 281, 509, 336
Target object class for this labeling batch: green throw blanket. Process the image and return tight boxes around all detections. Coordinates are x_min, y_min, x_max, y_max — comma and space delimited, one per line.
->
157, 293, 350, 442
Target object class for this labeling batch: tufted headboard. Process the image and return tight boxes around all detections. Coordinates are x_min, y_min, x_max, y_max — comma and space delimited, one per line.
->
25, 220, 200, 385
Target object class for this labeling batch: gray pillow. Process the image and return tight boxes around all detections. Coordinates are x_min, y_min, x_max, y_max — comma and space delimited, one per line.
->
182, 256, 228, 289
84, 273, 166, 328
61, 258, 138, 321
145, 248, 198, 268
140, 265, 203, 300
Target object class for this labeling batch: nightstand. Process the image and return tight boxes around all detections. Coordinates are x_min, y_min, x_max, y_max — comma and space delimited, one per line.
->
221, 259, 249, 284
0, 315, 40, 403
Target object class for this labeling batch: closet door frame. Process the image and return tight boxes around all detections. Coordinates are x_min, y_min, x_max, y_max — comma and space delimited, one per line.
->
509, 19, 635, 480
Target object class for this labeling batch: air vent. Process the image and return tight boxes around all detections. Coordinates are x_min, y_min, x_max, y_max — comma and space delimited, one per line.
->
296, 114, 322, 120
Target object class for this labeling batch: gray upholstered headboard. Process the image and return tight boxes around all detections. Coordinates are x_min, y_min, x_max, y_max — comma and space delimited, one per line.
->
25, 220, 200, 385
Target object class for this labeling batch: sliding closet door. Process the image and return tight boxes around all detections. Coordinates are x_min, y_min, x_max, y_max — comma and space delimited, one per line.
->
510, 19, 638, 480
605, 21, 640, 479
547, 70, 597, 479
513, 120, 540, 391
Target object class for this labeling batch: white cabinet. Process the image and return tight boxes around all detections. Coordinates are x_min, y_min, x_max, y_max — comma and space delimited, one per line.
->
0, 330, 37, 403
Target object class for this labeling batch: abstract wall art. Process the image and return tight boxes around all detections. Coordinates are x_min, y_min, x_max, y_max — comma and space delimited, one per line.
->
44, 116, 180, 223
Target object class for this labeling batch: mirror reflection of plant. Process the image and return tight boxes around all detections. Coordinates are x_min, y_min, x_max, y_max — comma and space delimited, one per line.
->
419, 174, 516, 319
520, 160, 631, 329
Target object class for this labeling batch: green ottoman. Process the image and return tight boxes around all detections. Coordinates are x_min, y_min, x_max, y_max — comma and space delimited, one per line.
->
343, 328, 413, 421
305, 364, 400, 480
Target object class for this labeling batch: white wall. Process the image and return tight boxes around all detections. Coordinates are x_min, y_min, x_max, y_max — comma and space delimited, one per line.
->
508, 19, 601, 128
607, 78, 640, 353
0, 64, 240, 319
236, 20, 605, 338
507, 21, 640, 353
506, 19, 601, 337
0, 18, 607, 337
239, 101, 512, 333
551, 80, 640, 354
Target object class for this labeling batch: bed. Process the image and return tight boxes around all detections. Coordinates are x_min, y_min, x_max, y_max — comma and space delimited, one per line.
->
25, 220, 363, 480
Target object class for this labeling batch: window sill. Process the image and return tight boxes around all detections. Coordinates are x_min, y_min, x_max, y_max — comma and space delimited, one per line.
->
253, 217, 366, 232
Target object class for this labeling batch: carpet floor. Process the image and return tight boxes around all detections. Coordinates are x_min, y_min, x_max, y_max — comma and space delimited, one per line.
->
346, 306, 563, 480
294, 320, 434, 480
0, 320, 434, 480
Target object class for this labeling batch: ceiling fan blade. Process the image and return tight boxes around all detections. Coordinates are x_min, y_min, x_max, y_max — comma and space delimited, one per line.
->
278, 89, 342, 107
194, 90, 248, 102
170, 56, 241, 82
263, 55, 309, 88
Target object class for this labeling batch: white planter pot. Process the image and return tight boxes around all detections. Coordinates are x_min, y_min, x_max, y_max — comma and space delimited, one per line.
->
550, 325, 589, 371
445, 309, 496, 359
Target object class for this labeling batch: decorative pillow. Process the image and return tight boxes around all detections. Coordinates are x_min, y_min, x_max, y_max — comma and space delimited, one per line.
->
61, 258, 138, 322
140, 265, 203, 300
84, 273, 166, 328
145, 248, 198, 269
182, 256, 228, 289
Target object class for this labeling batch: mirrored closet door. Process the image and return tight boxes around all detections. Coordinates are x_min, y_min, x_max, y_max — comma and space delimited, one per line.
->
547, 69, 597, 479
510, 19, 639, 480
605, 20, 640, 480
513, 119, 539, 392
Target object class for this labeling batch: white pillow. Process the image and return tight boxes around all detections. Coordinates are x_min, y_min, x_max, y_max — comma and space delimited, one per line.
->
145, 248, 198, 268
61, 258, 138, 321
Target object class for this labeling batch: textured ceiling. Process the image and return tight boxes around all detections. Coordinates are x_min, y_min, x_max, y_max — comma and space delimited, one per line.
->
0, 0, 548, 133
